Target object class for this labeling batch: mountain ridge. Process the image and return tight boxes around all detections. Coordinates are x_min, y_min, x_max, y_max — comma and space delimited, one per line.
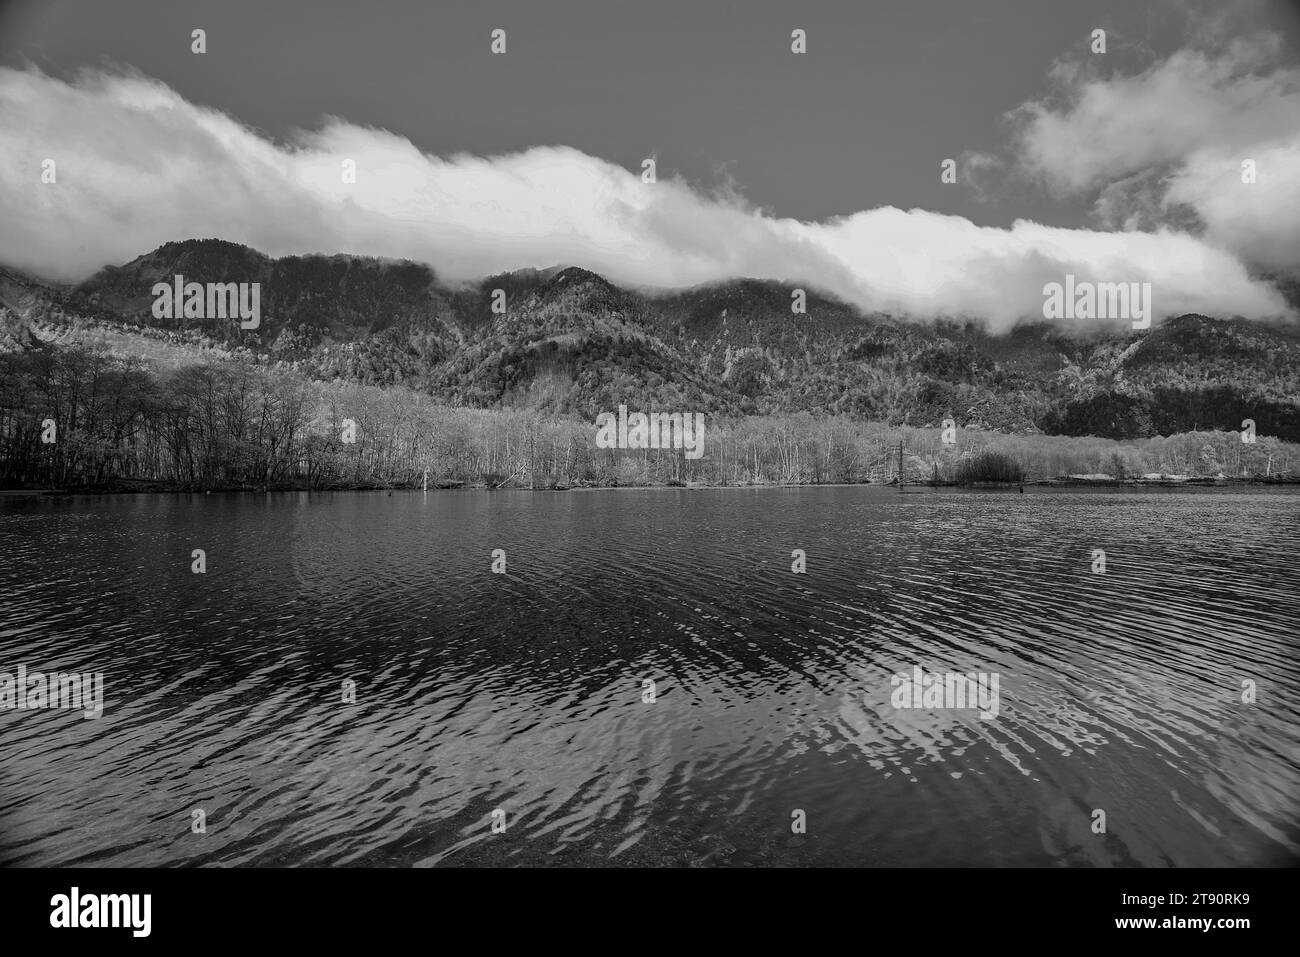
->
3, 239, 1299, 440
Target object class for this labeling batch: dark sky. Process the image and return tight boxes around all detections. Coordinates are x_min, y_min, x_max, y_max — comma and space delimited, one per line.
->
5, 0, 1295, 228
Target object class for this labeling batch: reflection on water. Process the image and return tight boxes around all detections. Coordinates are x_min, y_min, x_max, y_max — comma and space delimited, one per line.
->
1, 486, 1297, 866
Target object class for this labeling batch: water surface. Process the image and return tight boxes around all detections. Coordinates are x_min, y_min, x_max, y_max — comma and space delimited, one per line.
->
1, 486, 1297, 866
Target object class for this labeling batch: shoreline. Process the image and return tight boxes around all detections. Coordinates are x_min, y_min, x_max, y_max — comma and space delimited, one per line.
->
6, 476, 1298, 497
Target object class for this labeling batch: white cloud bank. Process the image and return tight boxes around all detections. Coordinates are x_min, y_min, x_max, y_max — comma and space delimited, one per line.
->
1010, 34, 1300, 275
0, 65, 1293, 328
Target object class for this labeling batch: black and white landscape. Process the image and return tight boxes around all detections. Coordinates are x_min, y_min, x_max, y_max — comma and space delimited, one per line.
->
1, 0, 1298, 879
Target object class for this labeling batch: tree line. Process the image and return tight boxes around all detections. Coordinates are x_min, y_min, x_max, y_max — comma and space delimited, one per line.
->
1, 346, 1295, 491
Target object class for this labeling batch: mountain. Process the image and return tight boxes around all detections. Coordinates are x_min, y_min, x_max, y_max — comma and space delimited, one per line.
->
2, 239, 1299, 439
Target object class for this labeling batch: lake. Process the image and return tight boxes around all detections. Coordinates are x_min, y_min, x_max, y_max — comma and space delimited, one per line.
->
1, 486, 1297, 866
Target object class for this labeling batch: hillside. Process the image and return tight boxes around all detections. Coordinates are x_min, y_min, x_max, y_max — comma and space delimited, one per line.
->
3, 239, 1299, 440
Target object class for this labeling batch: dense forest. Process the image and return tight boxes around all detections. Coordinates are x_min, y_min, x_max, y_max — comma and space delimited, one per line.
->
2, 346, 1293, 491
2, 239, 1298, 490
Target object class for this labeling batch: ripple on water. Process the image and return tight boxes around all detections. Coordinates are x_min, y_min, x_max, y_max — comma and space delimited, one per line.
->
0, 487, 1297, 866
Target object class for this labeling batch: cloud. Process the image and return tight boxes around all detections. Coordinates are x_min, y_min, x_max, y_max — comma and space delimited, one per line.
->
956, 150, 1007, 205
1008, 34, 1300, 274
0, 65, 1291, 328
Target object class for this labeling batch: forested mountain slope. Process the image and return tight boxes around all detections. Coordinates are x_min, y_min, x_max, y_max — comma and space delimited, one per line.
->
3, 239, 1298, 441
